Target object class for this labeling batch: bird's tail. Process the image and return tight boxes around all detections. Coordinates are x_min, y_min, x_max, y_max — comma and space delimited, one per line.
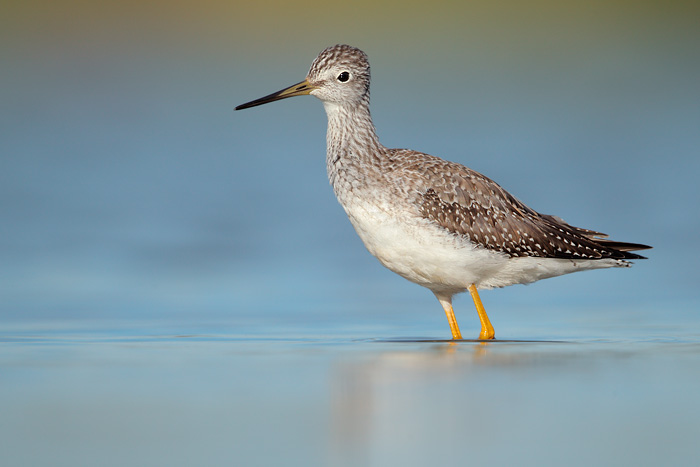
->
594, 240, 652, 259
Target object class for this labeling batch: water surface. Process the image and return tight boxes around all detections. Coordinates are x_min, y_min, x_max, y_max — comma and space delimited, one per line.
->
2, 316, 699, 467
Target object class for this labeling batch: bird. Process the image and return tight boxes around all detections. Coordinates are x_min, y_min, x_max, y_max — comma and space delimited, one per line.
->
235, 44, 651, 340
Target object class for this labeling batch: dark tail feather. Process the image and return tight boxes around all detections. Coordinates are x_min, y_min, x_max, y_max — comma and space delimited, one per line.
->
536, 214, 651, 260
596, 240, 652, 252
596, 239, 652, 259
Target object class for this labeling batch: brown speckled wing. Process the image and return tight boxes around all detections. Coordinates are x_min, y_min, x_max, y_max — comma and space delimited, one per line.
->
391, 151, 647, 260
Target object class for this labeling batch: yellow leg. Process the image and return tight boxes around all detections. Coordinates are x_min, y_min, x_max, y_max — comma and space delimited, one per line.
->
436, 295, 462, 340
469, 284, 495, 340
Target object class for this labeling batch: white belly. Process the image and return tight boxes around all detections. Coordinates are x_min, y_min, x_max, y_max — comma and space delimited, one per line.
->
341, 197, 622, 294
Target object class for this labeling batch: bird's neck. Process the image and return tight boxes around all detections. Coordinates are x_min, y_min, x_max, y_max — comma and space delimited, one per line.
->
323, 101, 385, 194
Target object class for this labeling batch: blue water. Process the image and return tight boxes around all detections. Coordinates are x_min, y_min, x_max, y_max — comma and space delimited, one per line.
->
2, 19, 700, 466
3, 320, 700, 466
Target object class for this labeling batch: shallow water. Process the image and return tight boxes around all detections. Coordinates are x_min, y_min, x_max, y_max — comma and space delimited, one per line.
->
2, 315, 700, 467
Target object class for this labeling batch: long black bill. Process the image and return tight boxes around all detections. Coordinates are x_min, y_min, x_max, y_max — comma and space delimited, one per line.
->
235, 79, 315, 110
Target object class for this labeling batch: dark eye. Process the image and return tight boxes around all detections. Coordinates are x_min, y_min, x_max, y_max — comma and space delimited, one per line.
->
337, 71, 350, 82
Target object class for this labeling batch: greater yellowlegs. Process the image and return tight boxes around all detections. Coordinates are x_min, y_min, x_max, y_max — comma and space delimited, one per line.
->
236, 44, 651, 340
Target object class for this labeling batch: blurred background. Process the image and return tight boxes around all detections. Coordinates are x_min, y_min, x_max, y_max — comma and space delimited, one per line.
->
2, 1, 700, 466
2, 0, 698, 330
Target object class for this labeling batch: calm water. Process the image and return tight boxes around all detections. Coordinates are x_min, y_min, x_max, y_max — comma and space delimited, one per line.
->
3, 2, 700, 465
2, 317, 700, 467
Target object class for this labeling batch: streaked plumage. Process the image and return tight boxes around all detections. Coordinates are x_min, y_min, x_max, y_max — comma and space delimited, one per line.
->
236, 44, 651, 339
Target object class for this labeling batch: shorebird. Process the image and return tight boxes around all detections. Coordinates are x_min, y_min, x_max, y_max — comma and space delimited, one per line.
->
235, 44, 650, 340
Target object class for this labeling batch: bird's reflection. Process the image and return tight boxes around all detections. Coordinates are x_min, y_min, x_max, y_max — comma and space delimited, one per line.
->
328, 340, 506, 465
328, 338, 578, 465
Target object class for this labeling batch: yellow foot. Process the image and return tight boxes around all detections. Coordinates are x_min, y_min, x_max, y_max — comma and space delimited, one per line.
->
469, 284, 495, 340
436, 295, 462, 340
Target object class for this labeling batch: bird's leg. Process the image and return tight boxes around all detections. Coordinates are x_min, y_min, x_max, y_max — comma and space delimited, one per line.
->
469, 284, 495, 340
435, 294, 462, 340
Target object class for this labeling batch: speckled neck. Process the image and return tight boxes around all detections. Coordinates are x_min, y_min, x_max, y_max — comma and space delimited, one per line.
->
323, 99, 385, 200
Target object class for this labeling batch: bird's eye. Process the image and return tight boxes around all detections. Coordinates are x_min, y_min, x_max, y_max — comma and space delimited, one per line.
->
337, 71, 350, 82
